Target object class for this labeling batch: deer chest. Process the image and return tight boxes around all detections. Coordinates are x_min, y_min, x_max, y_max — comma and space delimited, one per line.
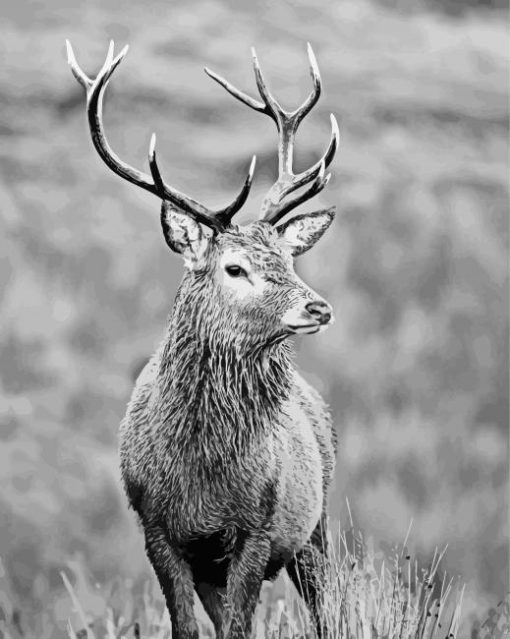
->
157, 441, 281, 543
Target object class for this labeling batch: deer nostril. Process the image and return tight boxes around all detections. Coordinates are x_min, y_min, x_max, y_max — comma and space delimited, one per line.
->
305, 301, 332, 324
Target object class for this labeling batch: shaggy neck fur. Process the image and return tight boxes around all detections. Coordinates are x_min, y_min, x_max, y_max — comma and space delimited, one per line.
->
154, 273, 294, 468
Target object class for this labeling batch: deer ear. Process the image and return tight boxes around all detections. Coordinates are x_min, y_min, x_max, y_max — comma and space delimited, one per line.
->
160, 202, 209, 268
277, 207, 335, 256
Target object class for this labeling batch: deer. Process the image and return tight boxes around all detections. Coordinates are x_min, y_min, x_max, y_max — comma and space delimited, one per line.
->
66, 40, 339, 639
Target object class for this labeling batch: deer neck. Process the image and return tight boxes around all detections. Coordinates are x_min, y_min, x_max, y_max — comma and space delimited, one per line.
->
155, 283, 294, 454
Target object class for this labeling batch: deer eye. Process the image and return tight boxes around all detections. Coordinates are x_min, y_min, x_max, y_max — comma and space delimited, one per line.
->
225, 264, 247, 278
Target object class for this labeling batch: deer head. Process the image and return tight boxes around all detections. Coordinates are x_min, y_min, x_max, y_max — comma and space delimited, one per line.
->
66, 41, 339, 350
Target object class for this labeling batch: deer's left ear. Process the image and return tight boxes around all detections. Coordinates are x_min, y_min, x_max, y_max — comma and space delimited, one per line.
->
161, 201, 209, 269
276, 207, 335, 256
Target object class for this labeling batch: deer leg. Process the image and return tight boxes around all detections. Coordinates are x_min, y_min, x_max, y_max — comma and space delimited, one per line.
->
143, 523, 199, 639
286, 514, 329, 639
196, 582, 225, 638
223, 530, 271, 638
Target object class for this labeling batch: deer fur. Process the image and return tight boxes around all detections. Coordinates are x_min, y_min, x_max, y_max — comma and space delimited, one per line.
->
120, 211, 337, 638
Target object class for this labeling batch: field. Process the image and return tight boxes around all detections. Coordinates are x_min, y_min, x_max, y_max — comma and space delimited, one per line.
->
0, 0, 508, 637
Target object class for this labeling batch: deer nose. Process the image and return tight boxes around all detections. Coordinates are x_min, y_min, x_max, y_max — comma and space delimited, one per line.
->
305, 300, 332, 325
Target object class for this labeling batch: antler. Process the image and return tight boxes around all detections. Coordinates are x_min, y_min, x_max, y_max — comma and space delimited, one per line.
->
205, 43, 339, 226
66, 40, 256, 233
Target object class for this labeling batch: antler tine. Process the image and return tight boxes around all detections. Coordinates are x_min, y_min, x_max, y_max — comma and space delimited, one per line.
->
66, 39, 93, 90
217, 154, 257, 226
292, 43, 322, 127
206, 44, 338, 226
283, 113, 339, 197
67, 40, 256, 232
147, 132, 212, 219
250, 48, 284, 121
204, 67, 266, 113
267, 160, 332, 226
148, 133, 167, 195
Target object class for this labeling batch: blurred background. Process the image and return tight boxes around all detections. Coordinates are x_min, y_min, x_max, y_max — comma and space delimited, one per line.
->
0, 0, 508, 636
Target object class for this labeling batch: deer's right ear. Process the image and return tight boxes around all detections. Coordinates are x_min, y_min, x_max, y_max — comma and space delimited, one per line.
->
160, 202, 209, 268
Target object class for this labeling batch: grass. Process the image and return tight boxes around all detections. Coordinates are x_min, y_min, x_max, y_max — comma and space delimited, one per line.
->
0, 516, 468, 639
64, 523, 465, 638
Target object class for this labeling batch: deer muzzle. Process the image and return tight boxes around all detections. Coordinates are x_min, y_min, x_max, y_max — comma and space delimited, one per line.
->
282, 299, 334, 335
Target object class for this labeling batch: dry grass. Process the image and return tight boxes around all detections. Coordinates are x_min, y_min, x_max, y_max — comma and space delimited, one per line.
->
0, 518, 469, 639
63, 524, 465, 639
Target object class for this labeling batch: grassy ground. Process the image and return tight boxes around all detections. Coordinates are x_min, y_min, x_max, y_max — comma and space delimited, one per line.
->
0, 0, 508, 637
2, 519, 472, 639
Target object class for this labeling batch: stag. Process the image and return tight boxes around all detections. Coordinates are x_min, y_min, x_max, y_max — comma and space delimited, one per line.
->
66, 40, 339, 639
